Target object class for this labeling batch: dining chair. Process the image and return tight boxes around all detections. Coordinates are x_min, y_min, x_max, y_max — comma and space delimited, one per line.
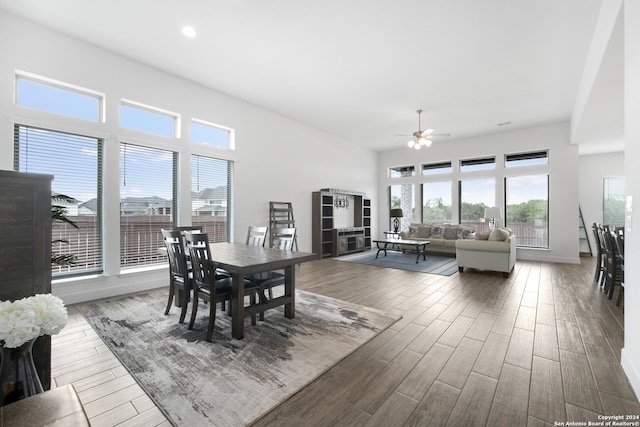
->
161, 229, 192, 323
592, 223, 605, 284
248, 227, 296, 320
246, 225, 268, 247
613, 227, 625, 307
184, 231, 259, 341
602, 225, 623, 301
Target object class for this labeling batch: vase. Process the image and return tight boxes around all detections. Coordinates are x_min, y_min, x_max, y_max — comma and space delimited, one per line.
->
0, 338, 44, 406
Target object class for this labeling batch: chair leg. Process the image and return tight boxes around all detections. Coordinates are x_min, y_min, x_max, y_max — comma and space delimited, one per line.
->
617, 285, 624, 307
594, 253, 602, 282
206, 297, 217, 342
165, 285, 175, 315
188, 292, 199, 330
250, 291, 257, 326
178, 288, 189, 323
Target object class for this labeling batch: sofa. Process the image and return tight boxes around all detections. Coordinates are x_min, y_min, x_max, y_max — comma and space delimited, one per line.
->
455, 227, 516, 277
399, 223, 476, 255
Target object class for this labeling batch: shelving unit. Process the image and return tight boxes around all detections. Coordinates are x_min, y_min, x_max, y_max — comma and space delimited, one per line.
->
268, 201, 298, 250
312, 189, 371, 258
579, 206, 592, 256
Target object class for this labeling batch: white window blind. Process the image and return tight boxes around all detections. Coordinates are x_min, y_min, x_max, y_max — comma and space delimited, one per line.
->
120, 143, 177, 268
14, 124, 103, 277
191, 154, 234, 243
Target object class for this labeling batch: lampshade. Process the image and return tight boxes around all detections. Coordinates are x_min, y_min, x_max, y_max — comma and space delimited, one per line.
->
483, 207, 502, 219
390, 208, 404, 218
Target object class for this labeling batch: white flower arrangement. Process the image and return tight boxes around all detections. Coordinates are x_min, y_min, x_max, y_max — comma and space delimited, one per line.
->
0, 294, 68, 348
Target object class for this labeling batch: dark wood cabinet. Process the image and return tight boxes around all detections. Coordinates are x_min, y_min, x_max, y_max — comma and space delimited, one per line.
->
0, 170, 53, 390
312, 189, 371, 258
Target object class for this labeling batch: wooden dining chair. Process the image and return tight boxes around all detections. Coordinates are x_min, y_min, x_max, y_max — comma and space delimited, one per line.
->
185, 232, 259, 341
248, 227, 296, 320
602, 225, 623, 301
592, 223, 605, 284
246, 226, 268, 247
161, 229, 192, 323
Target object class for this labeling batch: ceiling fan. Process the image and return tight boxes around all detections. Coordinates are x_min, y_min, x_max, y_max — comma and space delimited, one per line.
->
397, 110, 450, 150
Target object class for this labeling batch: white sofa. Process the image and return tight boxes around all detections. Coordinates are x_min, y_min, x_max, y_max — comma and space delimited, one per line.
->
455, 228, 516, 277
399, 223, 476, 255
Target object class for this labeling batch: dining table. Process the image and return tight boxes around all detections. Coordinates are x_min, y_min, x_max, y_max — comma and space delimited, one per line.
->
207, 242, 318, 339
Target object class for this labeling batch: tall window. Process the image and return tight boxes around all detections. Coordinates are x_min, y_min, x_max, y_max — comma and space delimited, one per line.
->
505, 175, 549, 248
14, 124, 103, 277
422, 181, 452, 223
191, 154, 234, 242
603, 177, 624, 226
389, 184, 414, 230
459, 178, 495, 233
120, 143, 177, 268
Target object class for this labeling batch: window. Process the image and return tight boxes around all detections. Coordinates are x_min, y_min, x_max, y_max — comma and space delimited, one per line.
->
191, 154, 234, 242
505, 175, 549, 248
14, 124, 103, 277
120, 100, 179, 138
120, 143, 177, 268
459, 178, 495, 233
389, 184, 414, 230
603, 177, 625, 226
460, 157, 495, 172
422, 161, 452, 175
389, 165, 415, 178
190, 120, 232, 149
422, 181, 452, 223
16, 72, 103, 122
505, 150, 548, 168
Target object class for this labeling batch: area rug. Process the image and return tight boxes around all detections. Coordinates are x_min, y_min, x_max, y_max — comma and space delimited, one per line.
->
78, 288, 399, 426
337, 250, 459, 276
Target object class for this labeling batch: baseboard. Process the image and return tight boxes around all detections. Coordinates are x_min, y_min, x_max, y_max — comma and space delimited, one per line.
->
621, 348, 640, 400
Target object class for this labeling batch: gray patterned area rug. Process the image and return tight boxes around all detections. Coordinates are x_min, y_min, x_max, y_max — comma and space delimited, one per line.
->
79, 288, 399, 426
337, 249, 459, 276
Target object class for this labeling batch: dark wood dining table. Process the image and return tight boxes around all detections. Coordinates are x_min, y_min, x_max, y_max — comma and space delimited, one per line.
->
209, 242, 318, 339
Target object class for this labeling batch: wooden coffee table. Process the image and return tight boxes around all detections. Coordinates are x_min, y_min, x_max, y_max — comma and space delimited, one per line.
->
373, 239, 430, 263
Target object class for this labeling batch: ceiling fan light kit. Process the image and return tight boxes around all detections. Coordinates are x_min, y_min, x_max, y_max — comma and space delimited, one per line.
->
402, 109, 447, 150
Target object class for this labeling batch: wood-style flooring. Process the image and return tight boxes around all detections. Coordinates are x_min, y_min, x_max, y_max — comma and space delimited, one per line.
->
50, 257, 639, 426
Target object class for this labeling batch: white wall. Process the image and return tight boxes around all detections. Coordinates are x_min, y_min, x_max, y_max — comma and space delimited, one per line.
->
623, 0, 640, 400
578, 151, 624, 254
378, 122, 580, 264
0, 11, 377, 304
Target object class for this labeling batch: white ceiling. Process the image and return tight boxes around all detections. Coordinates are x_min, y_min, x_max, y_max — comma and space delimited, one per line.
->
0, 0, 608, 152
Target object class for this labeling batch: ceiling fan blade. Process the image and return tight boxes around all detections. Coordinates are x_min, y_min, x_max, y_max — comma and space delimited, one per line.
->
428, 133, 451, 138
421, 128, 434, 137
395, 133, 412, 137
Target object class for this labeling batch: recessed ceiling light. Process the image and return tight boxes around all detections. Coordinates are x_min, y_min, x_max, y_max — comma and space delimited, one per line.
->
182, 26, 197, 38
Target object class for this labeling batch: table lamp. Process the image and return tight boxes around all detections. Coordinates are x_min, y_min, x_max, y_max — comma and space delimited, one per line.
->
484, 207, 503, 230
390, 208, 403, 232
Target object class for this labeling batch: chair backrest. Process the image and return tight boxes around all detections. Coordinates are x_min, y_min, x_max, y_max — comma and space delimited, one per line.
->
161, 229, 189, 281
592, 223, 603, 255
184, 231, 216, 289
271, 227, 296, 250
246, 226, 268, 247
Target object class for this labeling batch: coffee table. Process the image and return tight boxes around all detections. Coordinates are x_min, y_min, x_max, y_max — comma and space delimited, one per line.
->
373, 238, 430, 263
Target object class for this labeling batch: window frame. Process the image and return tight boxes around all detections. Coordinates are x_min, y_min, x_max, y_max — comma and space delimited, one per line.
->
505, 150, 548, 168
15, 70, 105, 122
119, 99, 181, 139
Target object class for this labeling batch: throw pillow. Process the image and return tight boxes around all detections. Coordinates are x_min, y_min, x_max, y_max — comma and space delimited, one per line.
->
457, 225, 476, 239
407, 225, 418, 237
474, 231, 490, 240
400, 231, 410, 239
431, 225, 444, 239
417, 225, 432, 238
489, 228, 509, 241
443, 226, 459, 240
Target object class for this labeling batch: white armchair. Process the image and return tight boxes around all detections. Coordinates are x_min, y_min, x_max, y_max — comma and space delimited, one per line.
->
455, 229, 516, 278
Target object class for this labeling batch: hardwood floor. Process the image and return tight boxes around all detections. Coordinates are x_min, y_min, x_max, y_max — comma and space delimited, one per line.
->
50, 257, 639, 426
